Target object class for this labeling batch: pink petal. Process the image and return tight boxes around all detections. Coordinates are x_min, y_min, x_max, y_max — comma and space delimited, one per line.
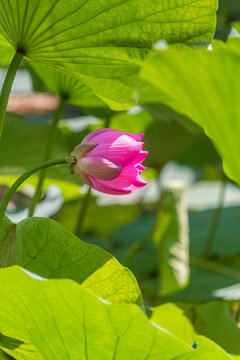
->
133, 151, 148, 165
86, 135, 143, 166
77, 129, 148, 195
78, 157, 122, 180
136, 164, 146, 172
89, 176, 133, 195
82, 128, 108, 143
82, 128, 144, 145
127, 133, 144, 141
91, 163, 147, 192
84, 129, 131, 145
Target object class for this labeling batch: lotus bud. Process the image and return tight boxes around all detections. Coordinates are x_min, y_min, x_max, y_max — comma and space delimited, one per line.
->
67, 128, 148, 195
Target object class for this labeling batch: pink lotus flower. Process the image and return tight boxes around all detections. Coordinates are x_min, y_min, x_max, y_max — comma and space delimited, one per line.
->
70, 128, 148, 195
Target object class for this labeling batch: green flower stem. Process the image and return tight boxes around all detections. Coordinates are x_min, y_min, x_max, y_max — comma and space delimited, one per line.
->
74, 187, 92, 237
203, 181, 227, 258
0, 51, 24, 142
28, 99, 66, 217
0, 158, 67, 225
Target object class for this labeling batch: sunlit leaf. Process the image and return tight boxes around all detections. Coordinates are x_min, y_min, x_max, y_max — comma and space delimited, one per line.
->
0, 266, 195, 360
150, 302, 240, 359
141, 45, 240, 185
177, 336, 234, 360
0, 349, 11, 359
29, 62, 105, 108
150, 303, 196, 346
0, 216, 142, 305
0, 0, 218, 109
0, 43, 14, 67
150, 308, 235, 359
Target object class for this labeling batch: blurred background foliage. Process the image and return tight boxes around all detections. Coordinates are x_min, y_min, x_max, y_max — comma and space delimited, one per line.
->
0, 3, 240, 358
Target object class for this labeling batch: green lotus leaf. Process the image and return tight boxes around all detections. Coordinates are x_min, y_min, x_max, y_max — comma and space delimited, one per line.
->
141, 45, 240, 185
0, 266, 194, 360
0, 0, 218, 109
0, 215, 142, 305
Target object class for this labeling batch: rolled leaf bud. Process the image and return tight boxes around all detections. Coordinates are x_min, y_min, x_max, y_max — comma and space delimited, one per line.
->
69, 128, 148, 195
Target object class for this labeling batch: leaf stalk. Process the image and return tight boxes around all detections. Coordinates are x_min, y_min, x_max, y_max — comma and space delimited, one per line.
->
0, 51, 23, 142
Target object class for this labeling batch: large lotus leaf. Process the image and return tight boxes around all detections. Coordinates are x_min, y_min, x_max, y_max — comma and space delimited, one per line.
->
190, 302, 240, 359
29, 62, 106, 108
212, 38, 240, 57
149, 305, 234, 359
0, 0, 218, 110
141, 46, 240, 185
0, 349, 10, 359
150, 302, 240, 359
150, 303, 196, 346
173, 336, 234, 360
0, 266, 197, 360
0, 43, 14, 67
0, 215, 142, 305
